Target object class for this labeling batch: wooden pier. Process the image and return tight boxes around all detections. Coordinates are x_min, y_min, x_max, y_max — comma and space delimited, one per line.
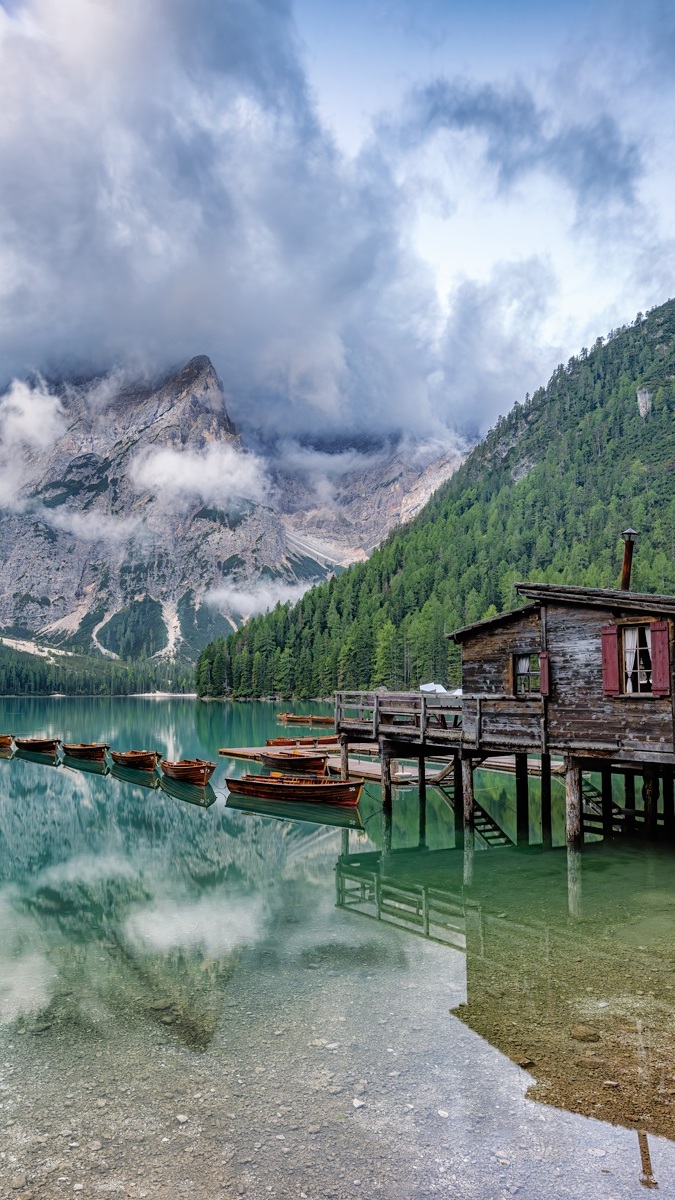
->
335, 580, 675, 851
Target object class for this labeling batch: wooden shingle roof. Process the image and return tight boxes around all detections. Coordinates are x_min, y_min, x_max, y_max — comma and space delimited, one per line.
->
515, 582, 675, 615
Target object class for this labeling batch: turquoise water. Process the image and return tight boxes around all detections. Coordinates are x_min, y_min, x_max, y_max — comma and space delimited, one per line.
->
0, 698, 674, 1198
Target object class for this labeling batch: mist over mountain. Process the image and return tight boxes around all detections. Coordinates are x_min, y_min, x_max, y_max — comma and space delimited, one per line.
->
0, 356, 462, 661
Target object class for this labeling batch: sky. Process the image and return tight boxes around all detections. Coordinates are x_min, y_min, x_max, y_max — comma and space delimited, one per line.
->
0, 0, 674, 444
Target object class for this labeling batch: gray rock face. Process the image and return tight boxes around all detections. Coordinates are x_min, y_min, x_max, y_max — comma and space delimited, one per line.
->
0, 357, 462, 658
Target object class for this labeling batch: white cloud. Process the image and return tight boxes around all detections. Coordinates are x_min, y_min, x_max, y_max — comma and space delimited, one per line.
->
0, 378, 65, 507
128, 442, 268, 510
44, 508, 142, 542
205, 580, 313, 618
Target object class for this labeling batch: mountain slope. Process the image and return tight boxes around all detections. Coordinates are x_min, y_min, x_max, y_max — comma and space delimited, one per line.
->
200, 299, 675, 697
0, 357, 461, 661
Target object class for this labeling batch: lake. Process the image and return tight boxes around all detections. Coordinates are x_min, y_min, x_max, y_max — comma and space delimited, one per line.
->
1, 697, 674, 1198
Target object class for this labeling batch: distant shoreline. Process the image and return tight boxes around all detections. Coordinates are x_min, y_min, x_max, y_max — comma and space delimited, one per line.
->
0, 692, 197, 699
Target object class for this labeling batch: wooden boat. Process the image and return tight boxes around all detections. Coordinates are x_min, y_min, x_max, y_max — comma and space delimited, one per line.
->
260, 750, 328, 774
159, 776, 217, 808
226, 773, 363, 806
278, 712, 334, 726
62, 742, 109, 762
0, 735, 13, 750
14, 737, 61, 754
159, 758, 216, 786
227, 793, 364, 828
266, 735, 339, 747
110, 763, 161, 790
110, 749, 160, 771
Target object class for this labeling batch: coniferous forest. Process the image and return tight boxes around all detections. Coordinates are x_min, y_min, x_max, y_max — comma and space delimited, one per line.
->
0, 642, 193, 696
197, 300, 675, 699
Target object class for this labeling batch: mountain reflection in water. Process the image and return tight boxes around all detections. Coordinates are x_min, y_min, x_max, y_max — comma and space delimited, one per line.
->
0, 697, 674, 1198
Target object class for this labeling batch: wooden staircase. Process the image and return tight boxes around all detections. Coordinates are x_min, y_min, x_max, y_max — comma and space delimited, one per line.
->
582, 779, 625, 837
436, 782, 512, 847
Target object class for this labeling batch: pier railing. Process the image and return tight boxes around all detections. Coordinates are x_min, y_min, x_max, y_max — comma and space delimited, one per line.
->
335, 690, 545, 750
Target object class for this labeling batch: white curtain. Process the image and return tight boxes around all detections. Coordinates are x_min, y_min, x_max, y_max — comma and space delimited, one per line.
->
516, 655, 530, 675
624, 627, 638, 692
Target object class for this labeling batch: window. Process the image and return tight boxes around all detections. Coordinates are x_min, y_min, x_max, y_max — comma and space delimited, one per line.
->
622, 625, 652, 693
514, 653, 541, 695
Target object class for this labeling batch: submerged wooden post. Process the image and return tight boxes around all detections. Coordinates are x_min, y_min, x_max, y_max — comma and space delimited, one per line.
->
339, 734, 349, 782
540, 752, 552, 848
662, 767, 674, 838
380, 740, 393, 812
381, 805, 392, 860
567, 845, 582, 918
461, 755, 475, 831
463, 826, 475, 887
340, 828, 349, 857
453, 754, 463, 848
418, 754, 427, 848
624, 771, 636, 835
515, 752, 529, 845
642, 766, 659, 837
565, 757, 583, 847
601, 763, 614, 842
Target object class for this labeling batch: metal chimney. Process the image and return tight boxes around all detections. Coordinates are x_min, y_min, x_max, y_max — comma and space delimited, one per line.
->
620, 528, 637, 590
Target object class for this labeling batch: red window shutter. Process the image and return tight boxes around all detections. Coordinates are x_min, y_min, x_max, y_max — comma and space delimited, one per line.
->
650, 621, 671, 696
539, 651, 549, 696
601, 625, 620, 695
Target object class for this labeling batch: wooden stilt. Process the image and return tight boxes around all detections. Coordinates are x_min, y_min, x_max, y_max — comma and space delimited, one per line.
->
565, 756, 582, 847
418, 754, 427, 848
642, 766, 659, 837
601, 763, 614, 842
515, 752, 529, 845
380, 739, 392, 812
625, 771, 636, 835
567, 845, 582, 918
381, 806, 392, 859
662, 767, 674, 838
463, 827, 475, 887
461, 756, 475, 831
339, 734, 349, 782
340, 829, 349, 857
540, 752, 552, 848
453, 754, 463, 848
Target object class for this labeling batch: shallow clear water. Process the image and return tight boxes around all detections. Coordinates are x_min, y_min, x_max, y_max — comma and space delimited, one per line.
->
1, 698, 674, 1199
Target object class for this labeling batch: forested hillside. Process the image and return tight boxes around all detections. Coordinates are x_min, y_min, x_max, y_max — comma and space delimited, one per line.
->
197, 300, 675, 698
0, 643, 192, 695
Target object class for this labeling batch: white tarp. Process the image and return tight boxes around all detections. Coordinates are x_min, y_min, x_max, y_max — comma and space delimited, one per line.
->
419, 682, 448, 693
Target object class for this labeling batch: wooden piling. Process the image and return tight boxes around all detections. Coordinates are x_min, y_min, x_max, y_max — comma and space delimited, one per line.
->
453, 754, 464, 848
567, 845, 582, 918
418, 754, 427, 848
380, 740, 393, 811
339, 734, 349, 782
642, 766, 659, 837
601, 763, 614, 841
463, 827, 475, 887
515, 752, 529, 844
461, 755, 475, 830
663, 767, 674, 837
540, 752, 552, 848
565, 757, 582, 847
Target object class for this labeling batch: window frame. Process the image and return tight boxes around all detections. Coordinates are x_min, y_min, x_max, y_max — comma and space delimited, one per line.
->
512, 651, 543, 697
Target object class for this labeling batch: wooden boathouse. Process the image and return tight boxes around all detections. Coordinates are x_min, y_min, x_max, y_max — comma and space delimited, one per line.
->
335, 579, 675, 848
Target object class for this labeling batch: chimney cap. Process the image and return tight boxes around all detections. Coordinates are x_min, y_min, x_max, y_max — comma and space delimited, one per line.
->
622, 527, 638, 542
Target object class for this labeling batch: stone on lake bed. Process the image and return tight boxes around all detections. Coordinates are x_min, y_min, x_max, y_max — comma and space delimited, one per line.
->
11, 1177, 26, 1190
150, 1000, 173, 1012
352, 1099, 365, 1109
176, 1114, 189, 1124
29, 1022, 52, 1034
570, 1025, 600, 1042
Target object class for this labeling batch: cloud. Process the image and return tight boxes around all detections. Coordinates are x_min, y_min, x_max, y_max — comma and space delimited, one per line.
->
43, 508, 142, 542
128, 442, 269, 510
0, 378, 65, 507
205, 580, 313, 618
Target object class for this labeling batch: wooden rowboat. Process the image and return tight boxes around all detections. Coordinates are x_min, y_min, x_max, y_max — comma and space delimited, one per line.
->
0, 735, 13, 750
226, 773, 363, 806
260, 750, 328, 774
110, 750, 160, 771
278, 713, 334, 726
266, 735, 339, 747
160, 758, 216, 787
62, 742, 109, 762
14, 737, 61, 754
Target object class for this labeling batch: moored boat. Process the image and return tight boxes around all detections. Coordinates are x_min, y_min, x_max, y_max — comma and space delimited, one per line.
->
159, 758, 216, 786
62, 742, 109, 762
14, 736, 61, 754
226, 773, 363, 806
0, 734, 13, 750
278, 712, 334, 726
110, 749, 160, 771
259, 750, 329, 774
